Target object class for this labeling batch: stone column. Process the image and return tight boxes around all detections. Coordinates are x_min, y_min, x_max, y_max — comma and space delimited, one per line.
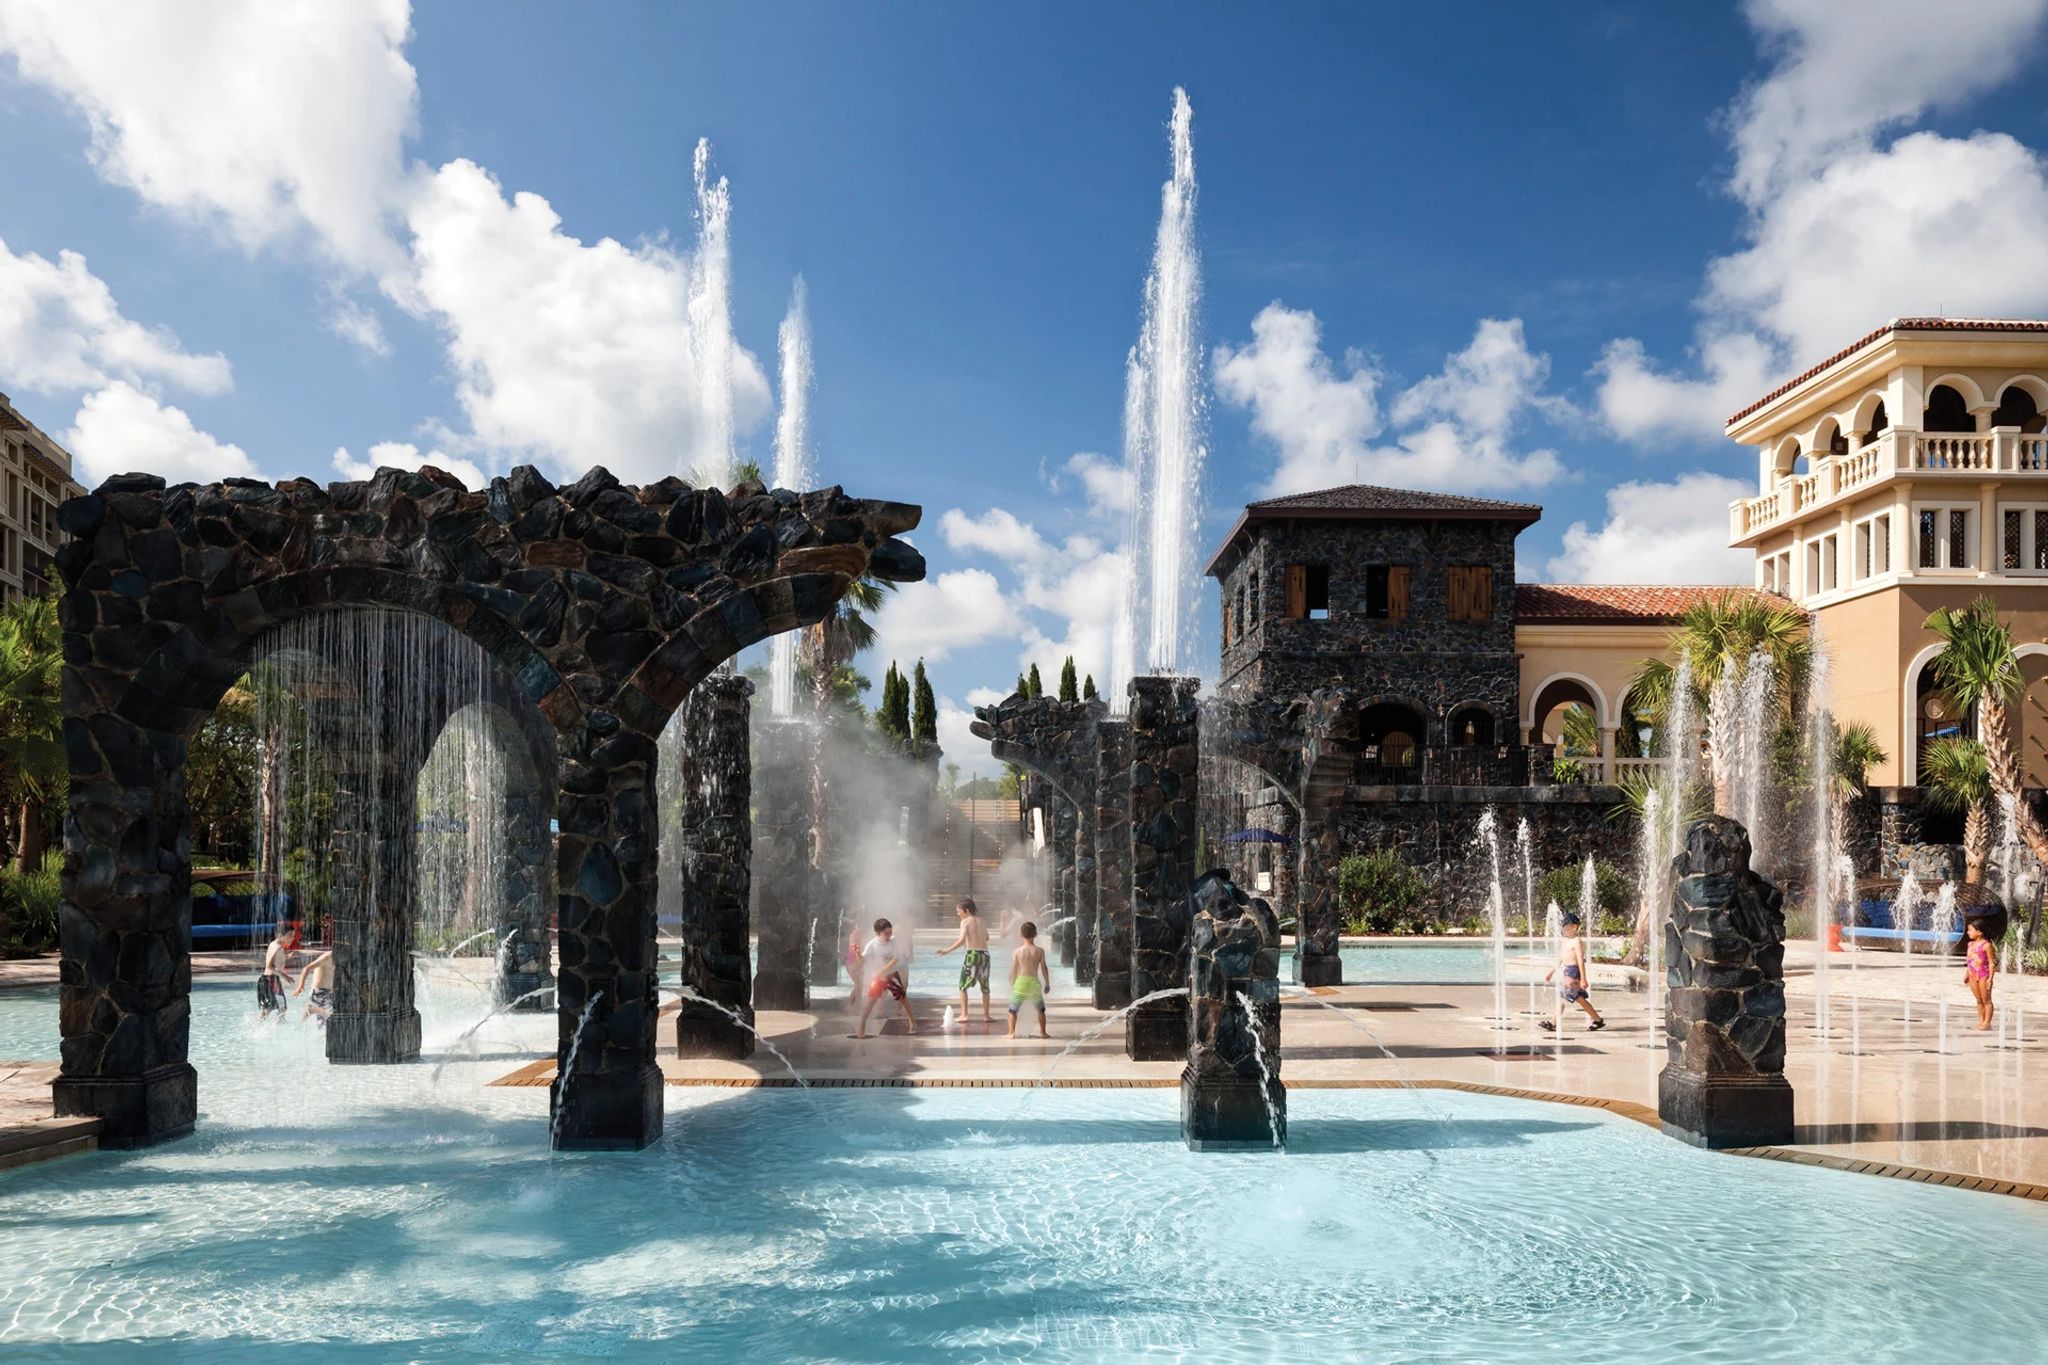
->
751, 717, 812, 1011
496, 787, 555, 1010
674, 674, 756, 1059
1127, 675, 1198, 1059
1051, 797, 1078, 967
1093, 720, 1133, 1010
53, 716, 198, 1148
1074, 799, 1098, 987
551, 716, 663, 1150
1658, 815, 1794, 1149
1294, 810, 1344, 986
1182, 869, 1285, 1150
325, 742, 424, 1065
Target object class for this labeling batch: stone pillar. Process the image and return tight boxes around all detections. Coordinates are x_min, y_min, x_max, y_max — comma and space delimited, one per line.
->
325, 747, 423, 1064
1127, 675, 1199, 1059
751, 717, 812, 1011
1051, 797, 1078, 967
1294, 811, 1344, 987
674, 674, 756, 1059
1093, 720, 1133, 1010
1182, 869, 1285, 1150
53, 716, 198, 1148
496, 786, 555, 1010
1658, 815, 1794, 1149
551, 716, 663, 1151
1074, 798, 1098, 987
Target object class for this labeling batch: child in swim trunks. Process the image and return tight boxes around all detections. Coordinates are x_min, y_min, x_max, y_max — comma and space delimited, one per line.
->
1964, 919, 1998, 1030
292, 948, 334, 1024
937, 897, 993, 1026
856, 918, 916, 1039
1540, 912, 1605, 1034
1007, 921, 1051, 1039
257, 916, 303, 1018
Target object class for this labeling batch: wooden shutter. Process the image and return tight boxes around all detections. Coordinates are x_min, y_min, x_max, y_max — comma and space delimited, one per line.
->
1470, 567, 1492, 619
1284, 565, 1307, 619
1387, 566, 1410, 622
1446, 567, 1468, 620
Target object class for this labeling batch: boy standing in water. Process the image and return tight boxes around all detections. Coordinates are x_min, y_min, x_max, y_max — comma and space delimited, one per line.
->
256, 916, 302, 1018
1007, 920, 1052, 1039
856, 918, 917, 1039
1540, 912, 1605, 1034
936, 897, 993, 1026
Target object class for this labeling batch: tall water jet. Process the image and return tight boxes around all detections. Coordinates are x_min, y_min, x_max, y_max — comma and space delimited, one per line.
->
1114, 87, 1207, 693
768, 277, 815, 718
688, 138, 739, 489
1736, 649, 1774, 872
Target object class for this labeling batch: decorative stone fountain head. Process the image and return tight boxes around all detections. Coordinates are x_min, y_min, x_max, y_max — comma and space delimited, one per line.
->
1658, 814, 1794, 1148
1182, 866, 1285, 1150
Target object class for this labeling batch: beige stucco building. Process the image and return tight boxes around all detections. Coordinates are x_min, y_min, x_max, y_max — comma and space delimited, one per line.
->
1724, 319, 2048, 789
0, 392, 86, 605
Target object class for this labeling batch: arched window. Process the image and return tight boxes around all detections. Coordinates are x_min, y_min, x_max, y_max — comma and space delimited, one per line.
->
1448, 705, 1495, 746
1358, 702, 1424, 770
1993, 385, 2045, 433
1861, 399, 1889, 446
1923, 385, 1975, 434
1915, 660, 1974, 778
1819, 419, 1848, 456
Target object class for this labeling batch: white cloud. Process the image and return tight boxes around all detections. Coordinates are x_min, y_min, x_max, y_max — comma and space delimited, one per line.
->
939, 507, 1054, 567
869, 568, 1023, 665
403, 157, 770, 484
324, 297, 392, 358
1050, 451, 1133, 517
936, 695, 999, 777
1543, 472, 1752, 585
331, 441, 487, 491
1213, 305, 1567, 495
65, 381, 257, 486
0, 238, 231, 397
0, 0, 418, 274
965, 686, 1008, 707
1597, 0, 2048, 444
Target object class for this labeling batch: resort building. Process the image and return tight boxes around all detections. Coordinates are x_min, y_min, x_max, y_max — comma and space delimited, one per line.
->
1726, 318, 2048, 790
0, 392, 87, 605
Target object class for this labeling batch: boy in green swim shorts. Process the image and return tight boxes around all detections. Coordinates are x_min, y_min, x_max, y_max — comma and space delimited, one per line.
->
936, 897, 993, 1026
1007, 920, 1051, 1039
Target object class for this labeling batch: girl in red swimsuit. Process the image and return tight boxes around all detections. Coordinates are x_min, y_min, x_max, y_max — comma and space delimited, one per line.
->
1963, 920, 1998, 1031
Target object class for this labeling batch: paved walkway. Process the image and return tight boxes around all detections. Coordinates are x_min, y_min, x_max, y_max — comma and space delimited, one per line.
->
0, 951, 251, 988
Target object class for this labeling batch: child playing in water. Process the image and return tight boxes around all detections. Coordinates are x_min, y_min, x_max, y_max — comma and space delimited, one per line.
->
936, 897, 993, 1026
1007, 920, 1051, 1039
845, 928, 866, 1011
856, 918, 916, 1039
256, 916, 303, 1018
1964, 919, 1998, 1030
1540, 912, 1605, 1034
292, 948, 334, 1024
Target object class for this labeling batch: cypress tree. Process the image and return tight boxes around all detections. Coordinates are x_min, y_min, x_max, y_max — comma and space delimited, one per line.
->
1083, 673, 1098, 700
1027, 663, 1043, 699
1015, 672, 1028, 697
1058, 656, 1079, 702
912, 659, 938, 754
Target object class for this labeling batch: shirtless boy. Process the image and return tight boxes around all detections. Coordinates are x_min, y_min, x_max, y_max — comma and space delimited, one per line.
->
936, 897, 993, 1025
293, 949, 335, 1023
257, 917, 302, 1018
1007, 921, 1052, 1039
1540, 912, 1605, 1034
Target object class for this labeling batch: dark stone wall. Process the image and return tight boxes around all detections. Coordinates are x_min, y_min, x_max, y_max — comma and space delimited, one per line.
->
1216, 517, 1521, 743
751, 716, 812, 1011
55, 464, 922, 1151
1127, 676, 1199, 1060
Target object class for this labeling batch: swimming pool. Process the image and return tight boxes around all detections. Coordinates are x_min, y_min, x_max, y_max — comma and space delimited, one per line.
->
4, 976, 2048, 1360
1294, 943, 1546, 985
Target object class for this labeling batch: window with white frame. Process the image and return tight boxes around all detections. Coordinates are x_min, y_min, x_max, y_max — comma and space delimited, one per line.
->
1916, 503, 1975, 570
1999, 503, 2048, 573
1819, 532, 1839, 592
1852, 511, 1892, 581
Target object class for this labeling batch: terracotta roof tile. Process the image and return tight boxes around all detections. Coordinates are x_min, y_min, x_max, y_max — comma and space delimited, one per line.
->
1514, 583, 1781, 625
1725, 318, 2048, 428
1247, 483, 1541, 517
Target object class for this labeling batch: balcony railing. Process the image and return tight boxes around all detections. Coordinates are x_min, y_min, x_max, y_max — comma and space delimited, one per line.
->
1732, 428, 2048, 540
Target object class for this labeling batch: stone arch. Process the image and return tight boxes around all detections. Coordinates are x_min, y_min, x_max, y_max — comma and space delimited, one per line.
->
970, 694, 1104, 979
1771, 435, 1804, 479
1850, 391, 1889, 444
1527, 672, 1607, 740
55, 466, 924, 1152
1923, 377, 1984, 431
1444, 700, 1498, 747
1810, 415, 1848, 457
1992, 379, 2048, 432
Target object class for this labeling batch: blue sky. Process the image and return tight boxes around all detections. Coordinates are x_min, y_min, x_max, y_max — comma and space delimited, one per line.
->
6, 2, 2048, 771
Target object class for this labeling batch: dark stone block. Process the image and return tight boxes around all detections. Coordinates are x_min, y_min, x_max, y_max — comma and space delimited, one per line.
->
324, 1007, 423, 1064
550, 1061, 664, 1151
1296, 950, 1342, 986
1180, 1067, 1285, 1150
1658, 1069, 1792, 1149
1126, 999, 1189, 1061
52, 1062, 197, 1148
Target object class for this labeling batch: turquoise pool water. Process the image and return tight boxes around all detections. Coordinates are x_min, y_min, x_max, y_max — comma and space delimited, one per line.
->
1295, 943, 1543, 985
5, 977, 2048, 1360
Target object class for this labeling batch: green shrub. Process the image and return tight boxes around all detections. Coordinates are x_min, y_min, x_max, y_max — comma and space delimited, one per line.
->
1534, 860, 1633, 937
0, 852, 63, 954
1336, 850, 1428, 935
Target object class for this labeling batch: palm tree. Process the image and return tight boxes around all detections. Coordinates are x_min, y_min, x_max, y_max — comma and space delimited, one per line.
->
0, 595, 64, 873
1921, 736, 1991, 883
1924, 597, 2048, 874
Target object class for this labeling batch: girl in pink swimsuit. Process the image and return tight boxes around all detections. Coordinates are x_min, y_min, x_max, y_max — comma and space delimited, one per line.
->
1963, 920, 1998, 1031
